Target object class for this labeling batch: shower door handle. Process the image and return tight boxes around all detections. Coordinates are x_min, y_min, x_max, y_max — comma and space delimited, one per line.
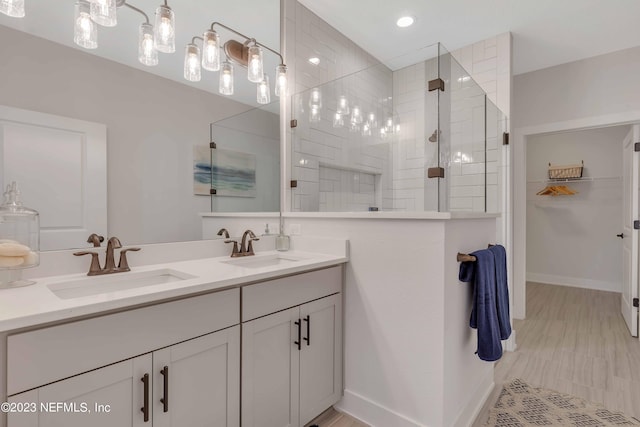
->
617, 233, 625, 239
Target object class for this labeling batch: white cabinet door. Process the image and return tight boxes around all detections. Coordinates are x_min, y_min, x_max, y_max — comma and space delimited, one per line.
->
153, 326, 240, 427
242, 308, 300, 427
299, 294, 343, 426
12, 354, 152, 427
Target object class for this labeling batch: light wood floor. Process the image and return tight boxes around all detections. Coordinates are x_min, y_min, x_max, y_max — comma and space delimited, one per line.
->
473, 282, 640, 426
306, 407, 369, 427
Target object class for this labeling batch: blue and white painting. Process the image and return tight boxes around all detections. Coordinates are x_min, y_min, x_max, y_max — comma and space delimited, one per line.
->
193, 146, 256, 197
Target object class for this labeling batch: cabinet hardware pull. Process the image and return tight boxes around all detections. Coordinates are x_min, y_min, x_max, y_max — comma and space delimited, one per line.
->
141, 373, 150, 422
294, 319, 302, 351
160, 366, 169, 413
303, 315, 311, 346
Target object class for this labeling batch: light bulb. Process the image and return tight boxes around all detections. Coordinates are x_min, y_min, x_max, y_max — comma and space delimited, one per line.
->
362, 122, 372, 137
154, 4, 175, 53
275, 64, 287, 97
385, 116, 394, 133
351, 105, 363, 124
247, 45, 264, 83
367, 112, 377, 129
138, 23, 158, 66
0, 0, 25, 17
257, 76, 270, 104
184, 43, 201, 82
309, 88, 322, 109
336, 95, 350, 115
89, 0, 116, 27
333, 112, 344, 128
74, 1, 97, 49
219, 61, 234, 95
202, 30, 220, 71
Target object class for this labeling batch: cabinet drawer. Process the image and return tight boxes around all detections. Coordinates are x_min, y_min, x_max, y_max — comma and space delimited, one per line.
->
242, 266, 341, 322
7, 288, 239, 396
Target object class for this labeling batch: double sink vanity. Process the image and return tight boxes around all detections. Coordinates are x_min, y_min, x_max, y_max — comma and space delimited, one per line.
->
0, 234, 348, 427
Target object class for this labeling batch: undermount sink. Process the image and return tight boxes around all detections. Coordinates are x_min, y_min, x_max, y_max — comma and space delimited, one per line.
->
48, 268, 196, 300
221, 253, 305, 269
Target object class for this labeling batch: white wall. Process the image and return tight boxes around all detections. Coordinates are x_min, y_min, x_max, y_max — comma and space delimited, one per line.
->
0, 26, 252, 246
526, 126, 628, 292
512, 45, 640, 318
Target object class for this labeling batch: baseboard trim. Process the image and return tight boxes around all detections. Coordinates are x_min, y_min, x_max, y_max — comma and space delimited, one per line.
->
452, 370, 495, 427
335, 389, 428, 427
526, 273, 621, 293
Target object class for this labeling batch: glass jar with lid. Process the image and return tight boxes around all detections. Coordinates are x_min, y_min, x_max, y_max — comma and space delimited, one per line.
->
0, 182, 40, 288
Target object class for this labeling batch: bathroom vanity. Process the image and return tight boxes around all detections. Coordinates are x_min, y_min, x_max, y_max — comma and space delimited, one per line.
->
0, 238, 347, 427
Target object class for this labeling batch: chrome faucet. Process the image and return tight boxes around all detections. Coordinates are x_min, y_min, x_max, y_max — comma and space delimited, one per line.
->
74, 235, 140, 276
225, 229, 260, 257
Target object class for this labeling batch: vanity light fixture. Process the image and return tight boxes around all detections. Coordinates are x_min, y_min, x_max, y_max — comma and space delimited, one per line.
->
184, 38, 202, 82
187, 21, 287, 103
89, 0, 117, 27
0, 0, 25, 17
74, 0, 98, 49
154, 0, 175, 53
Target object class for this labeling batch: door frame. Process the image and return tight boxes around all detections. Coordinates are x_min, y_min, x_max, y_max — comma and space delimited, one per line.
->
512, 110, 640, 321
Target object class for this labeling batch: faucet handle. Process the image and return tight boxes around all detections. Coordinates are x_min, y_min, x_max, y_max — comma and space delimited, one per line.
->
246, 236, 260, 255
224, 239, 241, 257
118, 247, 141, 271
73, 250, 102, 276
87, 233, 104, 247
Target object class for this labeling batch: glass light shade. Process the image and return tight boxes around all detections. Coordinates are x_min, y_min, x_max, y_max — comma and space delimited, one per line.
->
362, 122, 372, 137
275, 64, 287, 97
349, 120, 360, 133
336, 95, 350, 115
138, 23, 158, 66
367, 112, 377, 129
247, 45, 264, 83
351, 105, 363, 124
0, 0, 25, 17
202, 30, 220, 71
154, 4, 175, 53
309, 107, 321, 123
219, 61, 234, 95
309, 88, 322, 109
257, 76, 271, 104
183, 43, 201, 82
333, 112, 344, 128
74, 1, 97, 49
384, 116, 394, 133
89, 0, 116, 27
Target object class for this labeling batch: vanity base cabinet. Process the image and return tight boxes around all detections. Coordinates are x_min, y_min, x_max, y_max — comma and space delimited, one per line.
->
7, 326, 240, 427
8, 354, 151, 427
242, 293, 342, 427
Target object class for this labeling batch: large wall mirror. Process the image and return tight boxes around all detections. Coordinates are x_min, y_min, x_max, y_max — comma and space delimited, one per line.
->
0, 0, 281, 250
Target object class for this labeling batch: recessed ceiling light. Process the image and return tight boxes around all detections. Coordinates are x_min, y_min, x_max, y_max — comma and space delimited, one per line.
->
396, 16, 415, 28
308, 57, 320, 66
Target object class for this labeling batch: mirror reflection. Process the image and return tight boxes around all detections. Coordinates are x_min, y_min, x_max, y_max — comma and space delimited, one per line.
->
0, 0, 281, 250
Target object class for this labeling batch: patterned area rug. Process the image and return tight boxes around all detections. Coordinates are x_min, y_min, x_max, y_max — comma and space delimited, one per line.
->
485, 379, 640, 426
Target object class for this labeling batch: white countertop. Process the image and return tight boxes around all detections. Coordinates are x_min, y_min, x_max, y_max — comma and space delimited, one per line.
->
200, 211, 501, 220
0, 250, 348, 333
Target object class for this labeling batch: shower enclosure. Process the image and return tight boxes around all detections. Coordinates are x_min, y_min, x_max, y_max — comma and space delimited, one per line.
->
288, 43, 507, 213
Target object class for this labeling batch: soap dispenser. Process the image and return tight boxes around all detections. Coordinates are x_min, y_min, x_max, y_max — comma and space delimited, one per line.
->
0, 182, 40, 288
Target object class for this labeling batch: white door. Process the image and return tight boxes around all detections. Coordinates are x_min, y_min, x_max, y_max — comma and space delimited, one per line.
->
622, 125, 639, 337
153, 326, 240, 427
8, 354, 152, 427
299, 294, 343, 426
242, 308, 300, 427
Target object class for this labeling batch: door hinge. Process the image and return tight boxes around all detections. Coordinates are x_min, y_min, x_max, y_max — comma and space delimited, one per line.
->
503, 132, 510, 145
209, 188, 217, 195
428, 78, 445, 92
635, 142, 640, 152
634, 298, 639, 308
290, 119, 298, 128
209, 142, 217, 149
427, 167, 445, 178
635, 220, 640, 230
290, 180, 298, 188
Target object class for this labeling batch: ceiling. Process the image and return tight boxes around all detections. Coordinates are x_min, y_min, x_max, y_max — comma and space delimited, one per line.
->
298, 0, 640, 75
2, 0, 639, 105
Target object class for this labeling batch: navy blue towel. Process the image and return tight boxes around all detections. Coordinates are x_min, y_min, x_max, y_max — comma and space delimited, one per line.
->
489, 245, 511, 340
459, 249, 503, 362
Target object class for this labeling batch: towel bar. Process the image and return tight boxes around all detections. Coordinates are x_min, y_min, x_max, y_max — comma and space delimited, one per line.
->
457, 244, 496, 262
